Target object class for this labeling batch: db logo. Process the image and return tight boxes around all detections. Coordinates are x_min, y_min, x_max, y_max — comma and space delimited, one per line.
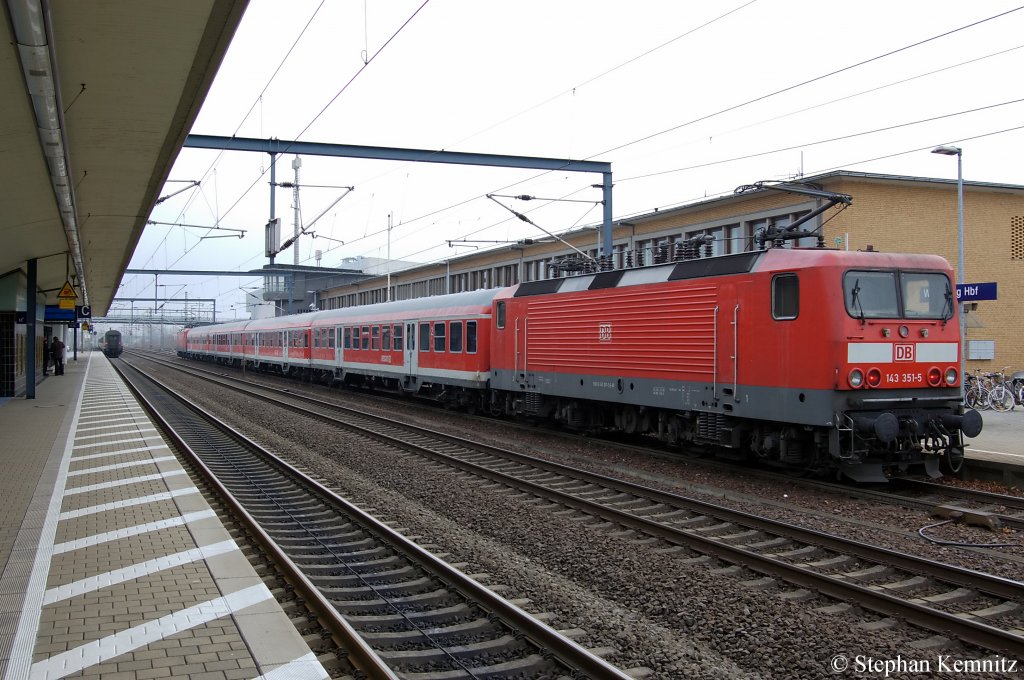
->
895, 344, 915, 362
598, 323, 613, 342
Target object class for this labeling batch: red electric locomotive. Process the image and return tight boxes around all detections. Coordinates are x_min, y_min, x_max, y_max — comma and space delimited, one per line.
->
485, 247, 980, 481
178, 247, 980, 481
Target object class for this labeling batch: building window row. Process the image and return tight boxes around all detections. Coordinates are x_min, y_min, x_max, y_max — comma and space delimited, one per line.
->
318, 207, 812, 310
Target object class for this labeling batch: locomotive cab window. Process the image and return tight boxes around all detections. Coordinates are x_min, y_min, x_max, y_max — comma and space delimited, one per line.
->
901, 272, 954, 320
772, 274, 799, 320
844, 270, 898, 319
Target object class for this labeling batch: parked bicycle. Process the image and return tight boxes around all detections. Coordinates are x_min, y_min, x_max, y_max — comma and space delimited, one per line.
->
964, 371, 991, 411
982, 367, 1015, 413
1011, 370, 1024, 407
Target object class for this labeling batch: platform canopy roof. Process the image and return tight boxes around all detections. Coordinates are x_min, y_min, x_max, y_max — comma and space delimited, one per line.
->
1, 0, 247, 315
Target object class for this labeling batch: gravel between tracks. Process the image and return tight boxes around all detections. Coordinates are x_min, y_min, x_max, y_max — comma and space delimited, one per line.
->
142, 359, 1023, 679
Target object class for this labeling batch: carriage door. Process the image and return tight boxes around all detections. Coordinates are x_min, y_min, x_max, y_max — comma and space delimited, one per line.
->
404, 321, 418, 381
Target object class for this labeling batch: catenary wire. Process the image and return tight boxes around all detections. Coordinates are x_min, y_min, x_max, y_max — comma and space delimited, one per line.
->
331, 7, 1024, 267
139, 1, 432, 296
142, 5, 1024, 304
327, 95, 1024, 266
133, 1, 330, 291
142, 0, 756, 288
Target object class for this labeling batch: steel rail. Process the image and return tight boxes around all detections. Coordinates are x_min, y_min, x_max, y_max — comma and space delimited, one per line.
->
116, 357, 634, 680
893, 478, 1024, 513
112, 361, 401, 680
127, 354, 1024, 656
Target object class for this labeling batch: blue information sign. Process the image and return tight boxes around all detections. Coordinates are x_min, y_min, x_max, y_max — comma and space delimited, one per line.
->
44, 305, 76, 321
956, 282, 997, 302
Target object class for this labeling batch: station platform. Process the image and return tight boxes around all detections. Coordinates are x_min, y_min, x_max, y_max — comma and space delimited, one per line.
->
0, 352, 329, 679
963, 408, 1024, 487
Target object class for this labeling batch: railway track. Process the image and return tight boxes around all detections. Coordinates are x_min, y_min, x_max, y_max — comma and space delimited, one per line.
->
132, 351, 1024, 533
126, 352, 1024, 657
113, 358, 637, 679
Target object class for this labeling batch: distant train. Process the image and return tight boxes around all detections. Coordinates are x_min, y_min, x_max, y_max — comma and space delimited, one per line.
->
176, 246, 982, 482
102, 330, 123, 358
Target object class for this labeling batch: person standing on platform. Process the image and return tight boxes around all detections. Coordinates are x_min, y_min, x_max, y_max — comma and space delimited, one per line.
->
51, 336, 65, 375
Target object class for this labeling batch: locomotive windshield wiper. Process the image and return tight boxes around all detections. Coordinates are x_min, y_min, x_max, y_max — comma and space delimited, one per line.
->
942, 280, 955, 324
851, 279, 865, 323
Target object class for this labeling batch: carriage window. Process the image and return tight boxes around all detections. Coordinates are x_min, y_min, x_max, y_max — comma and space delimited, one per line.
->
844, 270, 898, 319
496, 301, 506, 329
419, 323, 431, 352
371, 326, 380, 351
344, 327, 352, 349
328, 328, 336, 349
433, 322, 446, 352
361, 326, 370, 350
450, 321, 463, 353
467, 321, 478, 353
772, 274, 799, 320
382, 325, 391, 351
393, 324, 403, 351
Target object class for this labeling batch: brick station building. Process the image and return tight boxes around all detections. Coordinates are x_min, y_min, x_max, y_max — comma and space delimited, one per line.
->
317, 170, 1024, 374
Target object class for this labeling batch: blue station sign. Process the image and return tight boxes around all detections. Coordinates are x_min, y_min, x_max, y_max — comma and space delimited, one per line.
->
956, 282, 998, 302
44, 305, 77, 321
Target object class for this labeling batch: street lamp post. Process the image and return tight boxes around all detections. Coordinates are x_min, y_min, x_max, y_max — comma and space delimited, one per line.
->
931, 145, 965, 390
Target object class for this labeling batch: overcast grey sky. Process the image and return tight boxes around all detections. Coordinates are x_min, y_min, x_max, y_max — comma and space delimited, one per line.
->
124, 0, 1024, 311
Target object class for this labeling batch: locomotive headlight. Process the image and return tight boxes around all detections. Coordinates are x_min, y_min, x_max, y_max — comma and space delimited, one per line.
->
898, 325, 909, 338
866, 368, 882, 388
848, 369, 864, 388
945, 367, 958, 385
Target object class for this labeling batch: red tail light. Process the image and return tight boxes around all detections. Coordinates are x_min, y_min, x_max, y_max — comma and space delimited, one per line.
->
866, 367, 882, 388
927, 367, 942, 386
